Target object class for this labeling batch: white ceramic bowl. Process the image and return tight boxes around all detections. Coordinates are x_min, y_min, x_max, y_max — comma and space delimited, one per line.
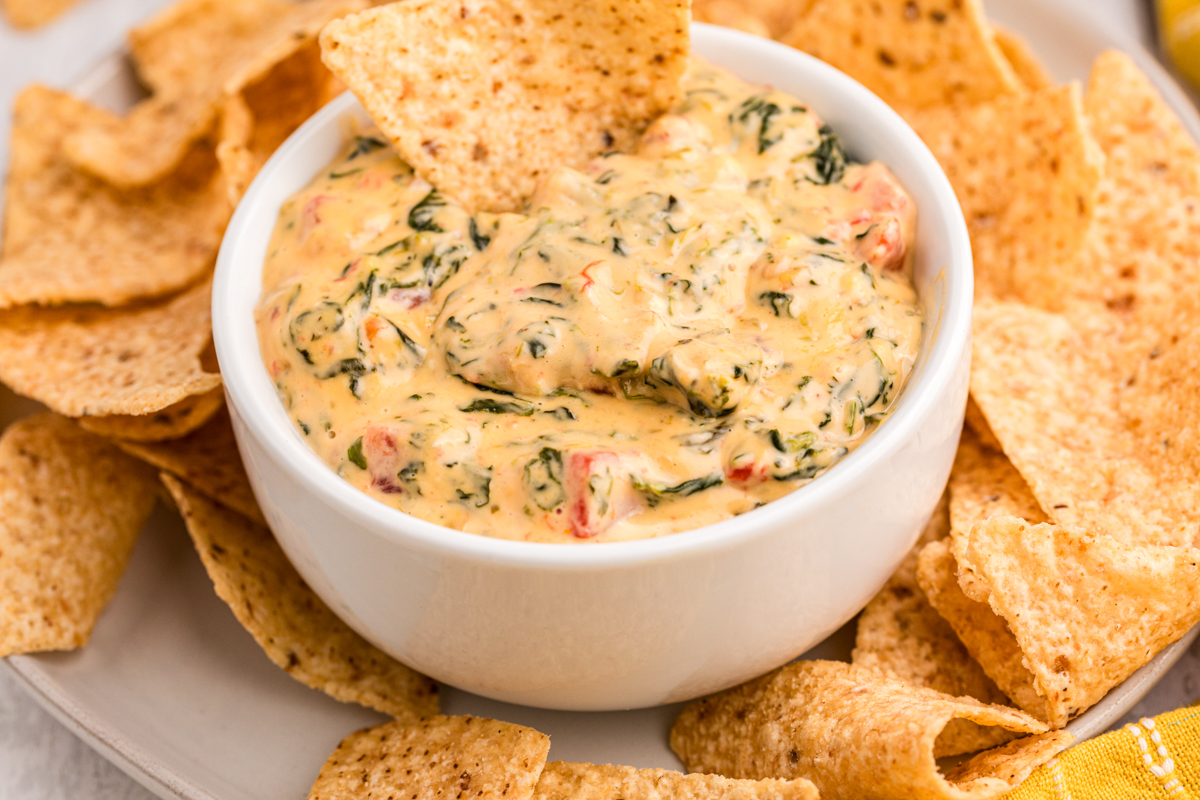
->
213, 23, 973, 711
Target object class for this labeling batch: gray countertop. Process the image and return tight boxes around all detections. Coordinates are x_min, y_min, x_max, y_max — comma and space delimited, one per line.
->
0, 0, 1188, 797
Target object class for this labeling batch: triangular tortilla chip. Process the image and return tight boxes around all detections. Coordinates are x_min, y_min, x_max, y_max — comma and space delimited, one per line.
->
0, 280, 221, 418
117, 407, 263, 524
0, 414, 158, 656
126, 0, 290, 95
1, 0, 78, 27
905, 84, 1103, 307
917, 539, 1047, 723
1076, 51, 1200, 320
852, 492, 1017, 757
162, 475, 438, 718
692, 0, 805, 38
962, 517, 1200, 729
991, 28, 1053, 91
781, 0, 1022, 110
0, 86, 229, 308
970, 299, 1200, 548
963, 396, 1002, 452
217, 39, 347, 205
533, 761, 819, 800
1119, 296, 1200, 479
307, 716, 549, 800
670, 660, 1071, 800
948, 430, 1047, 598
691, 0, 770, 37
62, 0, 363, 188
319, 0, 689, 212
76, 388, 225, 442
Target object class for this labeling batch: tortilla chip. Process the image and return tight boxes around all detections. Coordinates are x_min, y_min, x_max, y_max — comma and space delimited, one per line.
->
947, 430, 1047, 598
1120, 298, 1200, 478
941, 733, 1075, 794
0, 86, 229, 308
76, 388, 225, 442
670, 660, 1070, 800
532, 762, 819, 800
991, 28, 1053, 91
307, 716, 549, 800
691, 0, 770, 38
0, 414, 158, 656
0, 280, 221, 418
917, 540, 1047, 723
117, 407, 262, 524
970, 299, 1200, 548
905, 85, 1103, 307
963, 396, 1002, 452
161, 475, 438, 718
1076, 51, 1200, 326
962, 517, 1200, 729
853, 492, 1017, 757
217, 40, 348, 205
63, 0, 363, 188
781, 0, 1022, 110
319, 0, 689, 213
1, 0, 78, 27
693, 0, 807, 38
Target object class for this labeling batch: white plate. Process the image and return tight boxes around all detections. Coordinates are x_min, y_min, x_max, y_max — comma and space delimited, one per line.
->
5, 2, 1200, 798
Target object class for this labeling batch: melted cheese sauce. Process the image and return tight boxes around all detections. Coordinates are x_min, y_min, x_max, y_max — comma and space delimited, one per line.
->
257, 60, 923, 543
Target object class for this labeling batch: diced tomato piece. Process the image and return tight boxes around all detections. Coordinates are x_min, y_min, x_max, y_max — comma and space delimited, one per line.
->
845, 163, 914, 272
298, 194, 333, 245
362, 424, 406, 495
564, 450, 641, 538
853, 216, 907, 271
363, 316, 388, 346
726, 463, 756, 483
387, 287, 431, 308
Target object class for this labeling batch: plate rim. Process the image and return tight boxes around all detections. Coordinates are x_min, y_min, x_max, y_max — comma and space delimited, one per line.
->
7, 3, 1200, 798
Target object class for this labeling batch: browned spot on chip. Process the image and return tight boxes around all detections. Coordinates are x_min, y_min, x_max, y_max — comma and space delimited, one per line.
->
319, 0, 689, 212
307, 715, 549, 800
1, 0, 78, 27
905, 85, 1103, 307
0, 87, 229, 308
961, 517, 1200, 728
670, 660, 1070, 800
0, 414, 158, 657
852, 492, 1018, 757
76, 388, 225, 443
62, 0, 364, 188
533, 761, 819, 800
0, 279, 221, 418
162, 474, 438, 718
782, 0, 1021, 109
116, 407, 262, 524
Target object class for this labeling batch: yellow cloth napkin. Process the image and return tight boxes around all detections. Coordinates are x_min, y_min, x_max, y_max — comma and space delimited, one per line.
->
1007, 705, 1200, 799
1157, 0, 1200, 90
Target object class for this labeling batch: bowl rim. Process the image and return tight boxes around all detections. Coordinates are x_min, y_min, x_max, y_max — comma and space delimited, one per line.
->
212, 22, 974, 570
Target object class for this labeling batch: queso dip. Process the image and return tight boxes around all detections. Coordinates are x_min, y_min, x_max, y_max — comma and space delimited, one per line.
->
256, 61, 923, 543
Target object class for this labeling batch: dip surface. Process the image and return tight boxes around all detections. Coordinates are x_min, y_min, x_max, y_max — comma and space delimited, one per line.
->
256, 60, 923, 543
